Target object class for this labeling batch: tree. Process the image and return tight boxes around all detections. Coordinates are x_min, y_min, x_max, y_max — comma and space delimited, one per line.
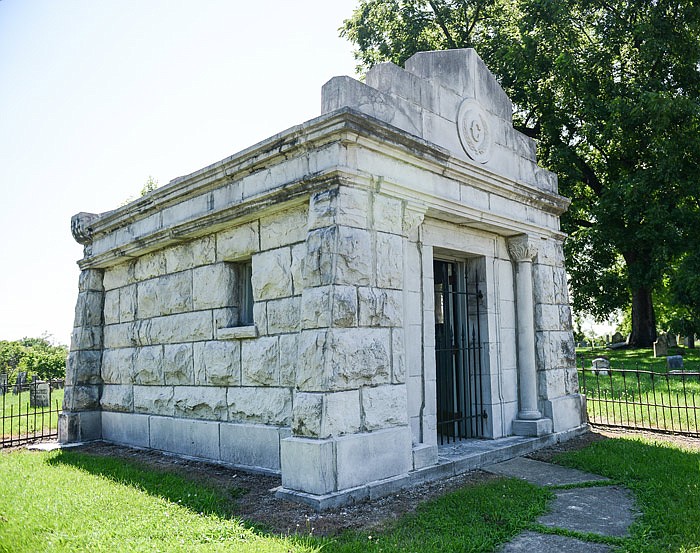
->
342, 0, 700, 346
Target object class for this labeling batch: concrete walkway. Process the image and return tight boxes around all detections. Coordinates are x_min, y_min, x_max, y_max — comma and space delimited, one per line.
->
484, 457, 638, 553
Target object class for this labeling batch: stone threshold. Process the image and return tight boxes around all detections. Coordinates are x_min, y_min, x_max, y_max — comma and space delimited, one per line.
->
275, 425, 589, 511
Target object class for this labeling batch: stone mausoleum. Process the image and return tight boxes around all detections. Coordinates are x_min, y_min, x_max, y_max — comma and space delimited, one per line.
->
61, 49, 585, 508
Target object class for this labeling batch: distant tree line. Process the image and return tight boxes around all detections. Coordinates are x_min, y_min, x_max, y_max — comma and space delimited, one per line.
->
0, 337, 67, 383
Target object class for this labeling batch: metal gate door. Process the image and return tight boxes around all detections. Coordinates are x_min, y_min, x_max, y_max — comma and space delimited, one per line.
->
434, 260, 485, 443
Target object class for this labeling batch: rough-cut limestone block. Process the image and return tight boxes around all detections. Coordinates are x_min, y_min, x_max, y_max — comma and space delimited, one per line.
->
78, 269, 104, 293
66, 350, 102, 385
62, 385, 100, 411
358, 288, 402, 327
307, 187, 338, 231
376, 232, 403, 289
392, 329, 406, 384
553, 266, 570, 306
535, 304, 561, 332
120, 285, 137, 322
292, 392, 323, 437
103, 261, 134, 291
335, 226, 372, 286
324, 390, 361, 437
104, 322, 137, 349
74, 291, 103, 328
164, 235, 215, 273
101, 384, 133, 412
301, 286, 358, 329
227, 387, 292, 426
538, 368, 566, 399
138, 272, 192, 319
220, 423, 289, 471
296, 329, 391, 391
103, 290, 120, 325
303, 227, 335, 287
252, 303, 268, 335
173, 386, 228, 421
533, 264, 556, 305
278, 333, 298, 387
213, 307, 239, 332
373, 194, 403, 235
338, 187, 371, 228
266, 297, 301, 334
260, 206, 308, 250
251, 248, 293, 300
139, 311, 213, 345
133, 385, 174, 416
149, 416, 220, 460
565, 367, 580, 394
163, 343, 194, 385
193, 340, 241, 386
559, 304, 573, 331
217, 222, 259, 261
193, 263, 236, 310
101, 347, 135, 384
134, 251, 165, 282
133, 346, 164, 385
241, 337, 279, 386
70, 326, 103, 352
362, 384, 408, 431
290, 243, 305, 295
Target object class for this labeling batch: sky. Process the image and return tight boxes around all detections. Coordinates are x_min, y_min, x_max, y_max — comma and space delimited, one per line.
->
0, 0, 359, 346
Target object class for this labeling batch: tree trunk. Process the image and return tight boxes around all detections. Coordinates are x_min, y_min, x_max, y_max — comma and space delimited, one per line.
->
628, 287, 657, 347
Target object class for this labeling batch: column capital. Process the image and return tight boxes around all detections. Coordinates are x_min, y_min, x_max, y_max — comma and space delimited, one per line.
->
507, 235, 538, 263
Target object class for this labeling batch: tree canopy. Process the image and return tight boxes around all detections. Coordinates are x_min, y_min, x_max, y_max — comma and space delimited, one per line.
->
0, 337, 67, 383
342, 0, 700, 346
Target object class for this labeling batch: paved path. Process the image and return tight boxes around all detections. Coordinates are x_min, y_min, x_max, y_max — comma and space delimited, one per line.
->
484, 457, 638, 553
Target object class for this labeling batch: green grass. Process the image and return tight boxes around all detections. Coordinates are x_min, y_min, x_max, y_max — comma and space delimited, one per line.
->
576, 345, 700, 371
0, 449, 319, 553
1, 389, 63, 439
319, 478, 551, 552
554, 436, 700, 553
0, 449, 551, 553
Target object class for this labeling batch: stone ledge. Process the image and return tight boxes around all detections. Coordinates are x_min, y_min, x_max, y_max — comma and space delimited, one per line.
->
217, 325, 258, 340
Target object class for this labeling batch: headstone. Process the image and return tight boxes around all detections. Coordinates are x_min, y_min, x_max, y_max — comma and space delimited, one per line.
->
653, 338, 668, 358
29, 381, 50, 408
684, 335, 695, 349
667, 355, 684, 370
13, 371, 27, 395
591, 357, 610, 376
667, 334, 677, 347
0, 373, 6, 395
612, 331, 624, 343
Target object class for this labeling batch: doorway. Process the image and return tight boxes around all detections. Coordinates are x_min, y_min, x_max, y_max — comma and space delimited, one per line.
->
434, 259, 485, 443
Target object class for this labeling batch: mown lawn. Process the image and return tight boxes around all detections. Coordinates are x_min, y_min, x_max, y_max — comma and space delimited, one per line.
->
554, 436, 700, 553
0, 449, 549, 553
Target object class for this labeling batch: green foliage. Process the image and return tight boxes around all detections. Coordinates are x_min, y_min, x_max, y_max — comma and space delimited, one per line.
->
342, 0, 700, 345
0, 337, 67, 382
555, 437, 700, 552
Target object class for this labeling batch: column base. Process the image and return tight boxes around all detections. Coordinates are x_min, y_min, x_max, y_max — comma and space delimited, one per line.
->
58, 411, 102, 443
512, 417, 552, 437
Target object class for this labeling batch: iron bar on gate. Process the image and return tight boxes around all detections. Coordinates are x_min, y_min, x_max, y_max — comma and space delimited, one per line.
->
579, 365, 700, 437
1, 378, 63, 448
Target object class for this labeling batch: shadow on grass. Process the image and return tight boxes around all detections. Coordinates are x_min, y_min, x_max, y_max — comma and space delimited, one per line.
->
47, 450, 244, 520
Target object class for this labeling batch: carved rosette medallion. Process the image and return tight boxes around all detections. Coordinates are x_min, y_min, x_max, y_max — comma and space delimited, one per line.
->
507, 235, 538, 263
457, 98, 493, 164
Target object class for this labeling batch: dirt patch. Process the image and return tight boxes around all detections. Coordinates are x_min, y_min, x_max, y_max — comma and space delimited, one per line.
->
54, 427, 700, 537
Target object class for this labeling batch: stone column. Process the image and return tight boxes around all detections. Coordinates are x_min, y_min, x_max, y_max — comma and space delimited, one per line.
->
59, 213, 104, 443
507, 235, 552, 436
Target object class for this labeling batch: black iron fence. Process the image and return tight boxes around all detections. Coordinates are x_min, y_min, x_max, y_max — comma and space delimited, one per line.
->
578, 366, 700, 437
1, 378, 64, 448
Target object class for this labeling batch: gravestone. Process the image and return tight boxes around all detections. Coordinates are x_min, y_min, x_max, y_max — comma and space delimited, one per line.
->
667, 355, 684, 370
684, 335, 695, 349
666, 334, 677, 347
612, 332, 624, 343
591, 358, 610, 376
0, 373, 6, 395
653, 336, 668, 358
29, 381, 50, 408
13, 371, 26, 395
